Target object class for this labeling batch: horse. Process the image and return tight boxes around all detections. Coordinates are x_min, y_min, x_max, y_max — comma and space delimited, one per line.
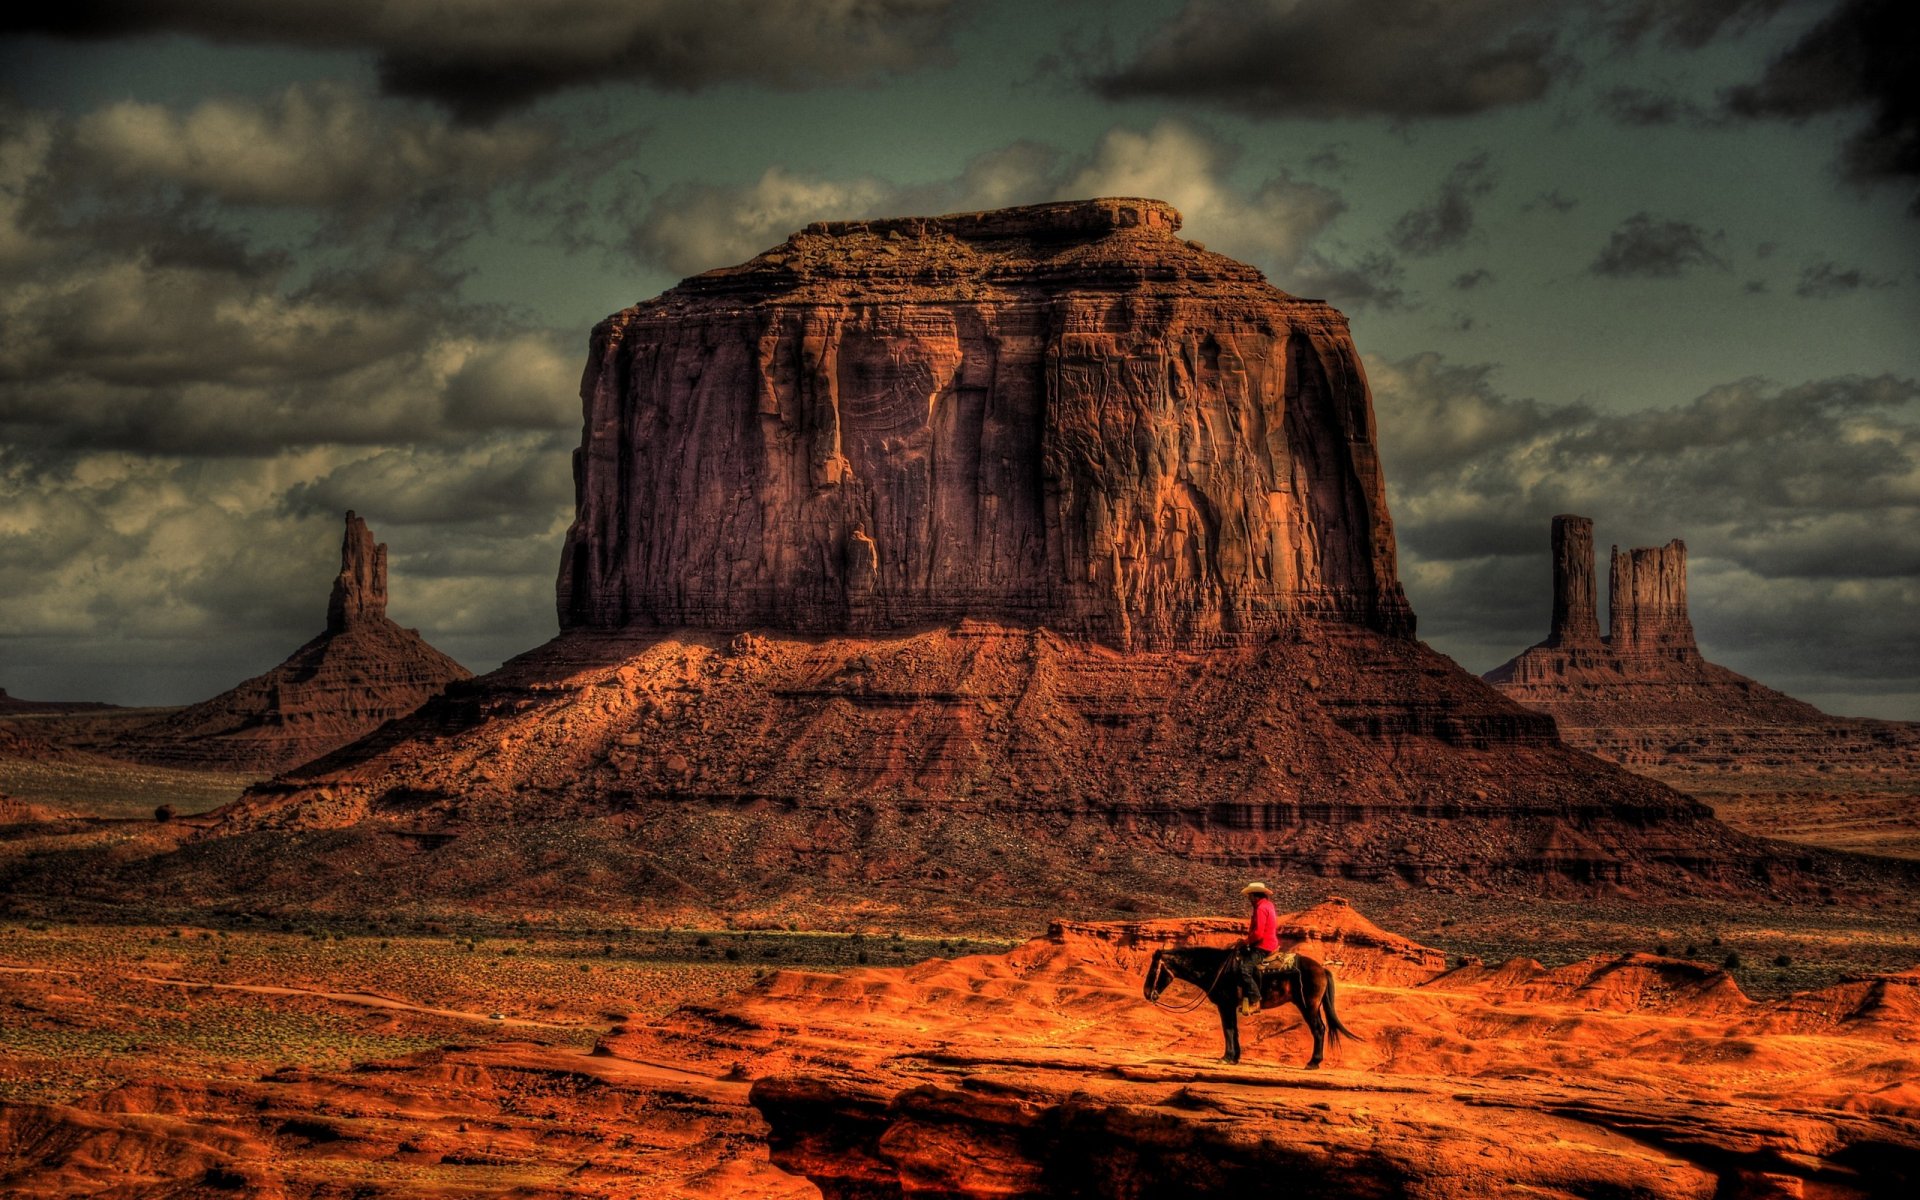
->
1141, 945, 1360, 1068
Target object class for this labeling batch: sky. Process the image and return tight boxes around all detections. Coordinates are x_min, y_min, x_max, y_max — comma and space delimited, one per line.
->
0, 0, 1915, 718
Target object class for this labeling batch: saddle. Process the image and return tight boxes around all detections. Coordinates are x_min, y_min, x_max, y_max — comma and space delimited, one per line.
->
1258, 950, 1300, 976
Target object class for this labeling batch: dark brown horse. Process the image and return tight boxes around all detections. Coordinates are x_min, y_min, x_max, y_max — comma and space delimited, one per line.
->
1142, 946, 1360, 1067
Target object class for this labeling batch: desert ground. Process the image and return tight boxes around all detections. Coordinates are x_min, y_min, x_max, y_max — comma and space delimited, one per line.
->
4, 753, 1919, 1197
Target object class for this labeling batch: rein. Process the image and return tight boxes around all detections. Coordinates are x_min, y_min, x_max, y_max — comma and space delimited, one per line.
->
1148, 951, 1236, 1014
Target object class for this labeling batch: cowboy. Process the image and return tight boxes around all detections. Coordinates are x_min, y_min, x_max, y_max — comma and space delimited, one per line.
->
1237, 881, 1279, 1016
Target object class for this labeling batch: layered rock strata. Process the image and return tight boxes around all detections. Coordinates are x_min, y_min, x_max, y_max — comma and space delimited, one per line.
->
558, 197, 1413, 649
109, 513, 470, 774
1487, 516, 1920, 849
176, 204, 1822, 904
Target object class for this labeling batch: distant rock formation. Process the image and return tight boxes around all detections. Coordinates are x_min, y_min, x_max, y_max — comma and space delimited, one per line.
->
1487, 515, 1920, 843
0, 688, 116, 715
558, 197, 1413, 649
109, 512, 471, 774
188, 203, 1813, 905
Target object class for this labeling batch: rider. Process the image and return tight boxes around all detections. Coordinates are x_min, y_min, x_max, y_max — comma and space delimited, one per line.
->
1237, 882, 1279, 1016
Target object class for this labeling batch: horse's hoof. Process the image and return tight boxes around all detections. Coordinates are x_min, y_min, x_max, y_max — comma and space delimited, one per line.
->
1305, 1060, 1322, 1070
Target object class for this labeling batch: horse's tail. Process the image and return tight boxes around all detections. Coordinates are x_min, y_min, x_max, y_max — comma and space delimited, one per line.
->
1323, 971, 1364, 1044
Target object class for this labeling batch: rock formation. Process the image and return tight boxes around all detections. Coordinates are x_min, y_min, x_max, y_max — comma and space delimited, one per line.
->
150, 201, 1835, 910
705, 907, 1916, 1199
1608, 538, 1694, 656
107, 513, 471, 774
1546, 514, 1601, 646
1487, 515, 1920, 856
558, 197, 1413, 649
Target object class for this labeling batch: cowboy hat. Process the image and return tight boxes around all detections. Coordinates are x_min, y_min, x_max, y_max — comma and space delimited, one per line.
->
1240, 882, 1271, 896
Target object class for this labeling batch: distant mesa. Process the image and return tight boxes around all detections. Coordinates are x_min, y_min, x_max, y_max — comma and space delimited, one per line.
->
1486, 514, 1920, 819
0, 687, 117, 715
106, 512, 471, 775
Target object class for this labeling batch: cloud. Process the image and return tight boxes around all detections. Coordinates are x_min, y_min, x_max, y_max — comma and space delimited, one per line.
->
1523, 189, 1579, 214
622, 120, 1402, 308
57, 83, 558, 210
1452, 268, 1495, 290
1389, 153, 1496, 256
1091, 0, 1568, 118
0, 92, 586, 702
1598, 85, 1706, 126
1793, 259, 1898, 298
8, 0, 964, 120
1722, 0, 1919, 213
1370, 353, 1920, 705
1589, 212, 1728, 277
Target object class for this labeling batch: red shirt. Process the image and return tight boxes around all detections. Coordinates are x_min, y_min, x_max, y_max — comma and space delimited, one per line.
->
1246, 897, 1279, 953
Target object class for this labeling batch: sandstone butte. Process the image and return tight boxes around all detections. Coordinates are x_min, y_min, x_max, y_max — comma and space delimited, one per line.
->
4, 901, 1914, 1199
171, 197, 1849, 915
97, 512, 472, 775
1486, 515, 1920, 857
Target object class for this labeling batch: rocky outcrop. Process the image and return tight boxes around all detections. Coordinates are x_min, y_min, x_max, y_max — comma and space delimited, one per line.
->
326, 511, 389, 633
558, 198, 1413, 649
625, 909, 1917, 1200
1547, 514, 1601, 646
171, 207, 1823, 906
1487, 516, 1920, 851
108, 513, 471, 775
1609, 538, 1694, 657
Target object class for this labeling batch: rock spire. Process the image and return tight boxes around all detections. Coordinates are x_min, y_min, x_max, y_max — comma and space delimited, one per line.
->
327, 511, 389, 634
1547, 514, 1601, 646
1607, 539, 1694, 654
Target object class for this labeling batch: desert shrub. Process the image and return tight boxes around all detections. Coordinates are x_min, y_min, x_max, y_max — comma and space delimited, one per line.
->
724, 947, 740, 961
154, 803, 175, 822
1723, 952, 1743, 969
1773, 954, 1791, 968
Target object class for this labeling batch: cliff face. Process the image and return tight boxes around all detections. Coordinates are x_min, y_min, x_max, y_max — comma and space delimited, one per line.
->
558, 198, 1411, 649
112, 513, 470, 774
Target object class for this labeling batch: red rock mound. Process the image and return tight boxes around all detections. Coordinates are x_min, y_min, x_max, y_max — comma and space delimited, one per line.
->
107, 513, 471, 774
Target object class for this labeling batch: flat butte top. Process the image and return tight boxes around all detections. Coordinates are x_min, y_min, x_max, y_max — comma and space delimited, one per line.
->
641, 197, 1313, 310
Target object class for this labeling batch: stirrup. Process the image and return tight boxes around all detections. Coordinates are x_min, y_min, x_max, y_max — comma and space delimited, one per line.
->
1236, 997, 1258, 1016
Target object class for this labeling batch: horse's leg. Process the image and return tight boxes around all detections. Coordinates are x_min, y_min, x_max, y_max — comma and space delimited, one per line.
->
1217, 1001, 1240, 1064
1300, 984, 1327, 1069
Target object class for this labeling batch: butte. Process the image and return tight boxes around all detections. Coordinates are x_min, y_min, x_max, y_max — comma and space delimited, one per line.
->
183, 199, 1809, 917
97, 512, 472, 775
1488, 514, 1920, 857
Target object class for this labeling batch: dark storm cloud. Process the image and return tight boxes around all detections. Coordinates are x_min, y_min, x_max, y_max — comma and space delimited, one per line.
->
1389, 153, 1495, 256
1089, 0, 1798, 120
1589, 212, 1728, 277
1793, 260, 1897, 298
1452, 268, 1495, 290
1370, 353, 1920, 696
7, 0, 963, 121
1523, 189, 1580, 214
1599, 0, 1790, 47
0, 90, 586, 699
1092, 0, 1567, 118
1723, 0, 1920, 212
1598, 85, 1706, 126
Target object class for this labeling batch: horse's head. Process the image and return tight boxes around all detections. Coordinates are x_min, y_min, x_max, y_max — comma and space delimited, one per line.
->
1143, 950, 1172, 1002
